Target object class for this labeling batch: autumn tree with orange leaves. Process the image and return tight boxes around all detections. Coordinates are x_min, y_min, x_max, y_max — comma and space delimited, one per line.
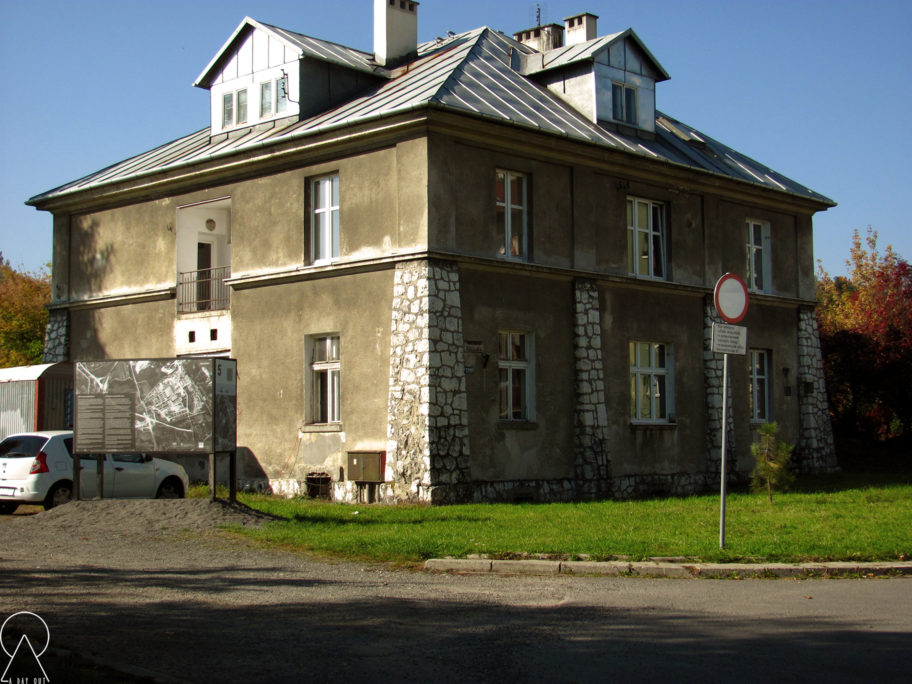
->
816, 228, 912, 441
0, 252, 51, 368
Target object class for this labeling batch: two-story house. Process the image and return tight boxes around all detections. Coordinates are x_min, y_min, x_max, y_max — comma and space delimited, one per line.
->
29, 1, 836, 503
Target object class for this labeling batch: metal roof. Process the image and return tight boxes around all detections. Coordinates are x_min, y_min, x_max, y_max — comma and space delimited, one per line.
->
0, 363, 71, 383
29, 25, 833, 208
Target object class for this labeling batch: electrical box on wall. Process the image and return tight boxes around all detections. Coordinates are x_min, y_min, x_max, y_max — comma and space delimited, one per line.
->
347, 451, 385, 482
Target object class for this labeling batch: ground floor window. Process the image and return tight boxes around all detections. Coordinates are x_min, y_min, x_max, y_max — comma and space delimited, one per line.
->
498, 331, 533, 421
629, 341, 674, 422
310, 335, 340, 423
749, 349, 770, 422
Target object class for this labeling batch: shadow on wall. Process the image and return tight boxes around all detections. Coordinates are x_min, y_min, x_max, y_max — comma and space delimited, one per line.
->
67, 216, 114, 360
165, 447, 269, 490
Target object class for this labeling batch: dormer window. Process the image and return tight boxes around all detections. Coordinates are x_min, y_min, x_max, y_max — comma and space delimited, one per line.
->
221, 89, 247, 129
612, 83, 637, 126
260, 77, 289, 119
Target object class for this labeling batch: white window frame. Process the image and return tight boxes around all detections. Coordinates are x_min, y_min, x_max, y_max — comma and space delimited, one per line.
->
311, 174, 340, 264
746, 219, 772, 293
627, 197, 667, 279
498, 331, 534, 421
260, 81, 273, 118
310, 335, 341, 424
612, 82, 637, 125
749, 349, 771, 423
629, 341, 675, 423
495, 170, 528, 260
236, 88, 248, 125
221, 92, 234, 129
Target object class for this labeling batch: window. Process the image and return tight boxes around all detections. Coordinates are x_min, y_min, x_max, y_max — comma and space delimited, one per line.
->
311, 175, 340, 263
221, 92, 234, 128
749, 349, 770, 422
612, 83, 637, 125
495, 170, 528, 259
276, 76, 288, 113
311, 336, 340, 423
498, 331, 533, 421
746, 219, 772, 293
221, 89, 247, 128
629, 341, 674, 423
260, 81, 273, 118
627, 197, 667, 279
236, 89, 248, 124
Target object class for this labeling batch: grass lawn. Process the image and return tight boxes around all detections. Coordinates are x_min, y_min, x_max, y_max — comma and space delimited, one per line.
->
200, 472, 912, 565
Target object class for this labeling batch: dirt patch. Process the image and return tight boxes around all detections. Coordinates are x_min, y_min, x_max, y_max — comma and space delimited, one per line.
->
4, 498, 282, 536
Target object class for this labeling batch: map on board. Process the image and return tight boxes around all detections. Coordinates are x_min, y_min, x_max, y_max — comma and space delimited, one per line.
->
74, 359, 236, 454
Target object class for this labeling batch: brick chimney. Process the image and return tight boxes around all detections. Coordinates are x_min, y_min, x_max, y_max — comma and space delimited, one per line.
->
564, 13, 598, 46
374, 0, 419, 66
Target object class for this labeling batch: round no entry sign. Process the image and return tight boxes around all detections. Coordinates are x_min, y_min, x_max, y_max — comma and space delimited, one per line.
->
714, 273, 749, 324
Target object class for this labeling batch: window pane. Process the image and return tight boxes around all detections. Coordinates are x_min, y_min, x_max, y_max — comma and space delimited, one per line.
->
655, 375, 666, 418
498, 333, 508, 360
276, 77, 288, 112
752, 224, 763, 247
612, 83, 623, 120
260, 82, 272, 116
639, 373, 651, 419
756, 379, 767, 420
313, 212, 325, 259
331, 208, 340, 258
499, 368, 509, 419
496, 206, 506, 255
222, 93, 233, 127
331, 176, 340, 207
627, 229, 636, 274
654, 343, 666, 368
495, 171, 506, 204
510, 209, 523, 255
629, 374, 637, 419
316, 370, 328, 422
625, 87, 637, 124
313, 338, 326, 363
637, 201, 648, 230
637, 342, 650, 368
652, 232, 664, 278
626, 199, 633, 227
638, 229, 650, 275
237, 89, 248, 124
330, 369, 341, 422
510, 175, 524, 207
512, 368, 526, 419
511, 333, 525, 361
328, 336, 340, 361
314, 180, 327, 210
754, 250, 764, 290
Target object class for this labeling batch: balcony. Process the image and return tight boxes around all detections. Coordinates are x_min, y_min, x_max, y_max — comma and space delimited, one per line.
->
178, 266, 230, 313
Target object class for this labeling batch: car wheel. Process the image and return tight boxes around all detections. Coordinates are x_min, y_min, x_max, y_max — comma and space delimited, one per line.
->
0, 503, 18, 515
44, 482, 73, 510
156, 477, 185, 499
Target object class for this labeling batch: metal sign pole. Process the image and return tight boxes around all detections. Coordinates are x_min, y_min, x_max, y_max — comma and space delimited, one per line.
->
719, 352, 729, 549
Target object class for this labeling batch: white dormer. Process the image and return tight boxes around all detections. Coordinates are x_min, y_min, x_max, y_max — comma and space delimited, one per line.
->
195, 19, 302, 134
521, 28, 670, 135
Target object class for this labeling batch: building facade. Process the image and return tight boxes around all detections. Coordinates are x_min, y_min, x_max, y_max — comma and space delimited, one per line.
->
30, 1, 836, 503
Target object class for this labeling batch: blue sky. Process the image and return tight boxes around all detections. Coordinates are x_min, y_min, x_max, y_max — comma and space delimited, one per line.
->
1, 0, 909, 277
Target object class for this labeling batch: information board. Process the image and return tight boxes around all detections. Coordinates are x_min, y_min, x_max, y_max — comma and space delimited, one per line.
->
74, 358, 236, 454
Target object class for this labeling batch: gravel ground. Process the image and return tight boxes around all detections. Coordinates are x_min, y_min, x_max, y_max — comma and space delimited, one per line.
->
2, 500, 910, 683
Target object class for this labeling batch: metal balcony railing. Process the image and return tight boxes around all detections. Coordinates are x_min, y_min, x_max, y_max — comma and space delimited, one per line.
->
177, 266, 230, 313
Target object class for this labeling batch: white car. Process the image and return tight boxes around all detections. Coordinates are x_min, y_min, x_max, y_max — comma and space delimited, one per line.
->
0, 430, 189, 514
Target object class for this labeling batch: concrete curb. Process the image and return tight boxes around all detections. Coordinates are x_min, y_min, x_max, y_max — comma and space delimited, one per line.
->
424, 558, 912, 579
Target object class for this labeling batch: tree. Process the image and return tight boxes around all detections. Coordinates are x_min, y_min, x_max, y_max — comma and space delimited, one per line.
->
816, 228, 912, 440
0, 254, 51, 368
750, 422, 795, 503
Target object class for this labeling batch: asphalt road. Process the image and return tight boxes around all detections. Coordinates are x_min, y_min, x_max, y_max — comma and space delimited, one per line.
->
1, 509, 910, 683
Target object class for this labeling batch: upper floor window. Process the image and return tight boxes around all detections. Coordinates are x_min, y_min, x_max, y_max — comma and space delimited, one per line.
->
629, 341, 674, 423
627, 197, 667, 279
311, 175, 340, 263
498, 331, 534, 421
746, 219, 772, 293
259, 77, 288, 119
749, 349, 771, 422
613, 83, 637, 125
495, 170, 528, 259
221, 89, 247, 129
310, 335, 341, 424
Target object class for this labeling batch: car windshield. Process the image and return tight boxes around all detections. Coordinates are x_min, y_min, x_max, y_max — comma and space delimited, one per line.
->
0, 435, 48, 458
